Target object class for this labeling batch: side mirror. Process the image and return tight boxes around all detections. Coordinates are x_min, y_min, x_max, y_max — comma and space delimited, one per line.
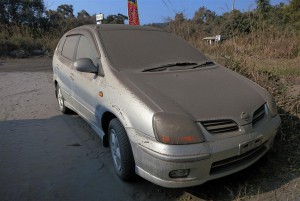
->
74, 58, 98, 73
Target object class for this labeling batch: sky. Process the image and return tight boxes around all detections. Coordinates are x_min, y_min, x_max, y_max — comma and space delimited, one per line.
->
44, 0, 288, 25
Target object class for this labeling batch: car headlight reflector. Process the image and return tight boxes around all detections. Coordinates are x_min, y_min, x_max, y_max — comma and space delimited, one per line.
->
153, 112, 205, 145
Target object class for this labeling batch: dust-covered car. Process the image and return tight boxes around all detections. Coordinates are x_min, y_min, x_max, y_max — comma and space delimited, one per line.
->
53, 24, 281, 188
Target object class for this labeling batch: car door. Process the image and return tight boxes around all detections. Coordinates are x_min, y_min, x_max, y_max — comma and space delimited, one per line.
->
72, 32, 102, 126
57, 35, 80, 107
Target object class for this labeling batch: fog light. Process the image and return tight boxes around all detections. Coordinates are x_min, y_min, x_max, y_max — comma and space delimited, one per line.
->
169, 169, 190, 178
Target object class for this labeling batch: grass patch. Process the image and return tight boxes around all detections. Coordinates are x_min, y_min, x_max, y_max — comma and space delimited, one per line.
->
251, 58, 300, 77
0, 25, 60, 57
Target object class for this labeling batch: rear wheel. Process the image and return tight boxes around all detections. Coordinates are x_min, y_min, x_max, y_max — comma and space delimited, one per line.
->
109, 118, 135, 181
56, 84, 70, 114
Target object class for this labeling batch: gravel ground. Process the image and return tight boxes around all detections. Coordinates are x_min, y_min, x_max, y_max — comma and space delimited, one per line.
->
0, 58, 191, 201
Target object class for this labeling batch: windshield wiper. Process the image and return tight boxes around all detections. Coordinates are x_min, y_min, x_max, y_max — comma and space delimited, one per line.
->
142, 62, 198, 72
190, 61, 216, 69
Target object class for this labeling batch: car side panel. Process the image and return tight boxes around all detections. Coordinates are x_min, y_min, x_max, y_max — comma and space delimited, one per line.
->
72, 30, 103, 128
72, 71, 100, 125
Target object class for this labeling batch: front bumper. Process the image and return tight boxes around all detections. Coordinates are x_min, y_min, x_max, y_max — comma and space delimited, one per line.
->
127, 115, 281, 188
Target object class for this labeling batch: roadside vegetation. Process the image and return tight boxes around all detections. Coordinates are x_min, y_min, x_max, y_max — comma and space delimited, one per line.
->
0, 0, 299, 200
0, 0, 127, 57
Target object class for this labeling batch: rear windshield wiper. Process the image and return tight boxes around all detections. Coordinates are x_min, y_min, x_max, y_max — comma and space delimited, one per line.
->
142, 62, 198, 72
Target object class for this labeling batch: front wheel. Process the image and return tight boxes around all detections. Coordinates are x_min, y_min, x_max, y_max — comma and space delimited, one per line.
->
109, 118, 135, 181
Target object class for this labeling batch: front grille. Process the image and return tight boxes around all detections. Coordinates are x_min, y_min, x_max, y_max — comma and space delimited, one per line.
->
252, 104, 266, 126
210, 142, 267, 175
201, 119, 239, 134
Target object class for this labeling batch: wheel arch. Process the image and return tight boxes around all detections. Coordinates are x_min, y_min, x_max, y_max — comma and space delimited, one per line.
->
101, 107, 134, 147
101, 111, 116, 147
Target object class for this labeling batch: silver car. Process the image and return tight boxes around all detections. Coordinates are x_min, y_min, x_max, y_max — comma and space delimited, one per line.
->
53, 24, 281, 188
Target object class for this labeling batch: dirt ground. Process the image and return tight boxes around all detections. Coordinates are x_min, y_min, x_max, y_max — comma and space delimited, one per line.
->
0, 57, 299, 201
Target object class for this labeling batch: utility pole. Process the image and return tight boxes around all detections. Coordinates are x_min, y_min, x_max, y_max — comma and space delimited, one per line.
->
128, 0, 140, 25
232, 0, 236, 11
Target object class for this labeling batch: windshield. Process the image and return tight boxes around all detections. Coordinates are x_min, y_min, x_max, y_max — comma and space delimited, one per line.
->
98, 29, 207, 72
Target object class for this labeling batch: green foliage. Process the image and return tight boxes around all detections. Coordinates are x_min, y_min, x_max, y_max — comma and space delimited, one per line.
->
103, 14, 128, 24
193, 6, 216, 24
57, 4, 74, 18
289, 0, 300, 10
0, 0, 129, 56
164, 1, 300, 40
283, 0, 300, 31
220, 10, 257, 37
0, 0, 45, 25
77, 10, 90, 19
256, 0, 272, 18
0, 0, 47, 38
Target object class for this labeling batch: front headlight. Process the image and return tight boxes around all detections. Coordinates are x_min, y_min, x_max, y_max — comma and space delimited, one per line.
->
266, 91, 278, 117
153, 112, 205, 145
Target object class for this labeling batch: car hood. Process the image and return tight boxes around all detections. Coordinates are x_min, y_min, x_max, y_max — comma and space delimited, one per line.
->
123, 66, 266, 125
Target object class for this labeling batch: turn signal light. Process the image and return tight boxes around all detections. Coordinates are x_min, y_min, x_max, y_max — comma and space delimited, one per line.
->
161, 135, 198, 144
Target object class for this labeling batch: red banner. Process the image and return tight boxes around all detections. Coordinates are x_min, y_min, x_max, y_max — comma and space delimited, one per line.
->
128, 0, 140, 25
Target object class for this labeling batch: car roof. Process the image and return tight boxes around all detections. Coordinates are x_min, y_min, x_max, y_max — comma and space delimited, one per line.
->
75, 24, 163, 32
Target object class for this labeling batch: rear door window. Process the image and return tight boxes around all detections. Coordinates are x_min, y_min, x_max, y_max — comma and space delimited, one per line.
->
76, 35, 99, 67
62, 35, 80, 61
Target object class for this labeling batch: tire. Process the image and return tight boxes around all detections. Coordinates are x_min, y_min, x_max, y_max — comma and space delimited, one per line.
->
109, 118, 135, 181
55, 84, 71, 114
